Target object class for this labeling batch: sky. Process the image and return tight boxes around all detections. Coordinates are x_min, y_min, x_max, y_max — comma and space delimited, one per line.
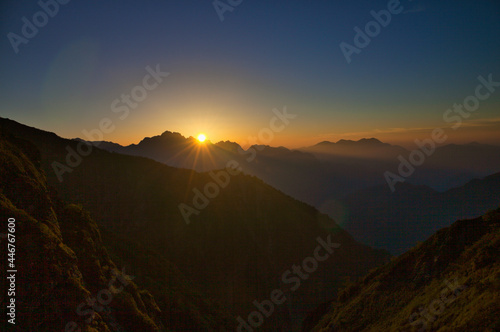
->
1, 0, 499, 149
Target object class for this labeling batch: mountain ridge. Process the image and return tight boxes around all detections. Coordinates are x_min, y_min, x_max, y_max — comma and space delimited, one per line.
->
303, 207, 500, 331
0, 116, 391, 330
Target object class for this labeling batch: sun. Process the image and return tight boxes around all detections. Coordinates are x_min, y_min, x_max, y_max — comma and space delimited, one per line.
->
197, 133, 207, 143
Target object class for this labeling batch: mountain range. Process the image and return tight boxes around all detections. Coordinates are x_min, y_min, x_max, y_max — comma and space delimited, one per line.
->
77, 126, 500, 254
1, 117, 499, 330
0, 117, 391, 330
0, 129, 236, 331
85, 131, 500, 194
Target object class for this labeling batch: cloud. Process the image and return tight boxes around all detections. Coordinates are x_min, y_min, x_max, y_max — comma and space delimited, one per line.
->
315, 126, 435, 141
314, 117, 500, 142
456, 117, 500, 128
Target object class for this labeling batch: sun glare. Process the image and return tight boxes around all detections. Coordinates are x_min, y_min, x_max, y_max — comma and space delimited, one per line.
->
197, 133, 207, 143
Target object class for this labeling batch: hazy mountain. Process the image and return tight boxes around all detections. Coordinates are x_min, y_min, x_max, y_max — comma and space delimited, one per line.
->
0, 117, 390, 330
300, 138, 407, 160
408, 142, 500, 190
336, 173, 500, 255
77, 127, 500, 257
303, 138, 500, 191
303, 207, 500, 331
87, 131, 500, 205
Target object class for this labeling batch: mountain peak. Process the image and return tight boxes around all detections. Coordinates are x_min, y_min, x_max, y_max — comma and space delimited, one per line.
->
336, 138, 383, 145
215, 140, 241, 152
358, 137, 382, 144
160, 130, 185, 139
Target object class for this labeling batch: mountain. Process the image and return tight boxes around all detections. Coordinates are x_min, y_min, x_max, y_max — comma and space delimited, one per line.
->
0, 132, 166, 331
303, 207, 500, 331
409, 142, 500, 190
5, 116, 500, 257
86, 131, 500, 213
337, 173, 500, 254
0, 127, 244, 331
89, 131, 235, 171
77, 127, 500, 256
300, 138, 407, 161
85, 135, 399, 204
7, 115, 500, 254
0, 117, 390, 330
302, 138, 500, 192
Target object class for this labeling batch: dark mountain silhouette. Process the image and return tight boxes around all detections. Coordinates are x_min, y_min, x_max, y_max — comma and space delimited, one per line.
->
0, 132, 169, 331
303, 207, 500, 331
89, 131, 234, 171
337, 173, 500, 254
88, 131, 500, 206
76, 127, 500, 257
0, 117, 390, 330
86, 135, 400, 204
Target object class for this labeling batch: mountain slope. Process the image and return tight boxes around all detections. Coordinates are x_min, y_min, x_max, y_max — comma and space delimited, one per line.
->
0, 132, 164, 331
303, 208, 500, 331
0, 128, 239, 331
0, 117, 391, 330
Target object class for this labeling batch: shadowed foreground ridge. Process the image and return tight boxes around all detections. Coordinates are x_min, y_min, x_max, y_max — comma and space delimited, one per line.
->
304, 207, 500, 331
0, 132, 234, 331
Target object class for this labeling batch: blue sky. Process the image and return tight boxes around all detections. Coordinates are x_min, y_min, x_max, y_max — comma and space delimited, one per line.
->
1, 0, 499, 148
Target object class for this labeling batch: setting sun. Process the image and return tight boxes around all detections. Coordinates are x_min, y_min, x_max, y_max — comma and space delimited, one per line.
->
197, 133, 207, 142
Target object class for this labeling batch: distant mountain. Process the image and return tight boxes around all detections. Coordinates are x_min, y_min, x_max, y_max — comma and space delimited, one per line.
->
0, 117, 390, 330
80, 134, 404, 213
337, 173, 500, 254
83, 131, 362, 207
85, 131, 500, 208
408, 142, 500, 190
303, 138, 500, 192
303, 207, 500, 331
88, 130, 234, 171
300, 138, 408, 160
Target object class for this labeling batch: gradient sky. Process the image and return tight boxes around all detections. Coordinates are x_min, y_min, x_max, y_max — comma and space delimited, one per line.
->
1, 0, 499, 149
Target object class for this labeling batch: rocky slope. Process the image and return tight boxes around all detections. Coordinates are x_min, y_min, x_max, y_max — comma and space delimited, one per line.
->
0, 130, 232, 331
303, 207, 500, 331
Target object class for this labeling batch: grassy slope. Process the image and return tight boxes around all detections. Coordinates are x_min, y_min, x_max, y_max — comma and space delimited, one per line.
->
306, 208, 500, 331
